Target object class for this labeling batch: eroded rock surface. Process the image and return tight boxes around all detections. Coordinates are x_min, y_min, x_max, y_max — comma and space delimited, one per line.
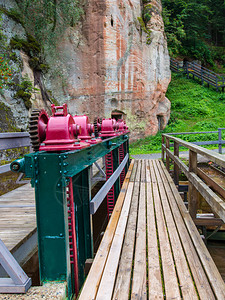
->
47, 0, 171, 139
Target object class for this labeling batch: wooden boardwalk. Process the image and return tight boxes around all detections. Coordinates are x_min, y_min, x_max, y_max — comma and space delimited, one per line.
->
0, 184, 36, 253
79, 159, 225, 300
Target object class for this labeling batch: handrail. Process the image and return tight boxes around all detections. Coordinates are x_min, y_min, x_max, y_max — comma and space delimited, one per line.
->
162, 133, 225, 223
163, 133, 225, 168
170, 57, 225, 91
0, 132, 31, 174
166, 128, 225, 154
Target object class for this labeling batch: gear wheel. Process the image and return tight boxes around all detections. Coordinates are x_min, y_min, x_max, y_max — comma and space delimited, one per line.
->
93, 117, 102, 137
29, 109, 48, 152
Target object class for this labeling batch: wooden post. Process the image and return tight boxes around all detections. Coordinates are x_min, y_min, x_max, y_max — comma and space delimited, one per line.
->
201, 68, 203, 85
218, 128, 222, 154
174, 141, 179, 186
188, 150, 198, 220
166, 137, 170, 172
162, 135, 165, 163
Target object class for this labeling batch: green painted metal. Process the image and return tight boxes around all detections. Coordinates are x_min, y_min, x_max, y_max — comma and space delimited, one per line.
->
10, 134, 129, 299
72, 168, 93, 286
34, 153, 71, 284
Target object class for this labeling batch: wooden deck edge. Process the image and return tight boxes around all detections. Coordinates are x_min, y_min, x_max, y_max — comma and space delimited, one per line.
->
159, 160, 225, 299
78, 160, 134, 300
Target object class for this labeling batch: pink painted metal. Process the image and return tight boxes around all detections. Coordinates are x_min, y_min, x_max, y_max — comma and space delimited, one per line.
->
67, 178, 79, 296
39, 104, 90, 151
99, 118, 118, 138
117, 119, 129, 134
119, 144, 125, 187
73, 115, 102, 144
105, 151, 115, 219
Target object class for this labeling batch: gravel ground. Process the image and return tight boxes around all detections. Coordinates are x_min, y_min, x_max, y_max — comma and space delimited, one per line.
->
0, 282, 67, 300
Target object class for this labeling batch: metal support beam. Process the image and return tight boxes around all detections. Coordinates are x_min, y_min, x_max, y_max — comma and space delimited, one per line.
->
90, 154, 129, 214
0, 239, 31, 293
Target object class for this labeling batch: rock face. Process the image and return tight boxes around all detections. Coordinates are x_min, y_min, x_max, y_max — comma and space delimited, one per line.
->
46, 0, 171, 140
0, 0, 170, 138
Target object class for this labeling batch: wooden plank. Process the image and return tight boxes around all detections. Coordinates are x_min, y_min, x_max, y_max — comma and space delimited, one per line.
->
78, 160, 134, 300
154, 160, 198, 299
113, 161, 141, 299
159, 160, 225, 299
188, 151, 198, 219
174, 141, 179, 185
135, 160, 141, 182
130, 160, 137, 182
146, 160, 151, 183
131, 181, 147, 299
149, 160, 180, 299
141, 159, 146, 182
197, 167, 225, 200
96, 182, 134, 300
146, 160, 163, 299
164, 147, 225, 222
163, 134, 225, 169
0, 184, 36, 253
112, 181, 139, 300
166, 137, 170, 171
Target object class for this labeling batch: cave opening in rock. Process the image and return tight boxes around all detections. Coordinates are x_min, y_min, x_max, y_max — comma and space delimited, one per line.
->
157, 115, 164, 131
111, 16, 114, 27
111, 109, 126, 121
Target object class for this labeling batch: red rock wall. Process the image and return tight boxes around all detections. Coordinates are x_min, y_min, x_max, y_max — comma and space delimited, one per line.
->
63, 0, 171, 139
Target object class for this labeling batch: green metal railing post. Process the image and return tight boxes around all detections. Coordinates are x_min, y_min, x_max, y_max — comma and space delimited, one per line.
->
33, 153, 72, 291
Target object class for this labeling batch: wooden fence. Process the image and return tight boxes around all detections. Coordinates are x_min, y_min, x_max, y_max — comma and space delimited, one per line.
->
162, 133, 225, 227
168, 128, 225, 154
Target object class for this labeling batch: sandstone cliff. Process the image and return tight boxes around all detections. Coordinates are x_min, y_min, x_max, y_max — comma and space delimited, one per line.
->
0, 0, 171, 139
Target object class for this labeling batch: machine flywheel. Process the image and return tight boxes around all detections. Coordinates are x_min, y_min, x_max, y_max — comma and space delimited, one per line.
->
29, 109, 48, 152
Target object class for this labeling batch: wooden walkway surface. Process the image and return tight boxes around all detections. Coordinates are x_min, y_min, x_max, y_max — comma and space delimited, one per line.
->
79, 159, 225, 300
0, 184, 36, 253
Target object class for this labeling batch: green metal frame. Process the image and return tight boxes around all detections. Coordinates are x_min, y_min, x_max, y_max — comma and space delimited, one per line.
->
11, 134, 129, 299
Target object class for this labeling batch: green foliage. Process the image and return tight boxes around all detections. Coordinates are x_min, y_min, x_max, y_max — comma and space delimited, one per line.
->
162, 0, 225, 66
0, 6, 24, 25
0, 13, 16, 89
10, 34, 41, 56
137, 17, 152, 45
130, 72, 225, 155
15, 0, 83, 51
10, 34, 49, 72
14, 76, 33, 109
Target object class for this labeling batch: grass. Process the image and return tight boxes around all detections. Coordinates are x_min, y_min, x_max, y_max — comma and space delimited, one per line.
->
130, 72, 225, 155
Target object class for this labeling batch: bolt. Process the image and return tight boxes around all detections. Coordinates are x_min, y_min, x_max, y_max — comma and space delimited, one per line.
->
64, 170, 68, 174
59, 155, 61, 159
35, 180, 38, 184
12, 164, 19, 171
63, 155, 68, 159
63, 162, 68, 166
57, 183, 61, 187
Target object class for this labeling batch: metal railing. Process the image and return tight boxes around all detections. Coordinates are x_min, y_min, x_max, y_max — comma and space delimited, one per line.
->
170, 58, 225, 92
0, 132, 31, 174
